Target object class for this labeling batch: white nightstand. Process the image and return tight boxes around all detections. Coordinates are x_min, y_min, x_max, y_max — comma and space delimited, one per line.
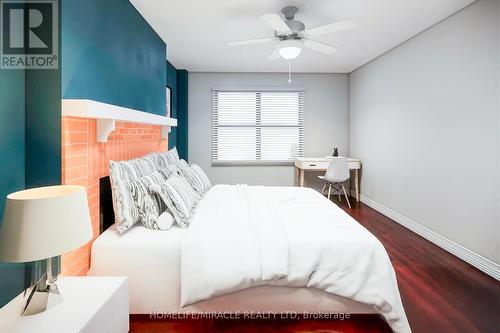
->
0, 276, 129, 333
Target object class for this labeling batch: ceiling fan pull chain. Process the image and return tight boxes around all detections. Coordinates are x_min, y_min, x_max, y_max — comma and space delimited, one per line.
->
288, 60, 292, 83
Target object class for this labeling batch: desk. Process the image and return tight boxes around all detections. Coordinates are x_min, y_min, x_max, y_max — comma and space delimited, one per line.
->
294, 157, 362, 202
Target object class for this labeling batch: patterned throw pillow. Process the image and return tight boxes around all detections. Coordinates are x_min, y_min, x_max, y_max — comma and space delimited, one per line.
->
109, 157, 157, 233
129, 170, 171, 230
191, 164, 212, 193
156, 147, 180, 168
176, 160, 205, 195
142, 152, 163, 169
176, 160, 212, 196
157, 166, 176, 179
150, 175, 200, 228
165, 163, 183, 178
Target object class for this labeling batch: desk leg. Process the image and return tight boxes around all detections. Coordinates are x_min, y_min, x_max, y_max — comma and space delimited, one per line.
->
354, 169, 360, 202
300, 169, 305, 187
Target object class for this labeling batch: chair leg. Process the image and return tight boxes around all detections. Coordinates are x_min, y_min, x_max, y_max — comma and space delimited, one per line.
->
341, 184, 351, 209
338, 194, 342, 201
327, 184, 332, 201
321, 183, 327, 195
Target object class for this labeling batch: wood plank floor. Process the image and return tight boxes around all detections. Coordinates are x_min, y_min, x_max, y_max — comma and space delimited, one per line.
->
130, 197, 500, 333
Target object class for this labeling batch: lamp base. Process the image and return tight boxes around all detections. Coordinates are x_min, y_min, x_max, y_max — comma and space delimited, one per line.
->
22, 257, 61, 316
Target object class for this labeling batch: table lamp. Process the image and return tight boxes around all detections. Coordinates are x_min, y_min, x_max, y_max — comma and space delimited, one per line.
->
0, 185, 92, 316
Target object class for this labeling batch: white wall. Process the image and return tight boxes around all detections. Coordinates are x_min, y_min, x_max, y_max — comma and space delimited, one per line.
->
498, 0, 500, 264
188, 72, 348, 187
349, 0, 500, 265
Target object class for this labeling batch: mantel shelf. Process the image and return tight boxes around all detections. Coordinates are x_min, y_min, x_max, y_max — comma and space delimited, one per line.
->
62, 99, 177, 142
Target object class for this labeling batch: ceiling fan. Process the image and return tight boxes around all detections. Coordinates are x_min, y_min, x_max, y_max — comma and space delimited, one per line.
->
226, 6, 355, 61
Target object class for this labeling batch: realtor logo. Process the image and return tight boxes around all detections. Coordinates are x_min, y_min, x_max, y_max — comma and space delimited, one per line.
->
1, 0, 58, 69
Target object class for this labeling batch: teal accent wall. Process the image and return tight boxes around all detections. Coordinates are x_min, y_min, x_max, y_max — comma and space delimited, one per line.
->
0, 69, 26, 308
25, 70, 62, 187
167, 61, 178, 149
176, 70, 189, 160
167, 63, 188, 160
61, 0, 166, 115
1, 0, 186, 307
0, 0, 61, 308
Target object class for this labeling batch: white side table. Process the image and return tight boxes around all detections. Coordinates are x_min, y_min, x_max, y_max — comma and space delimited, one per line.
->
0, 276, 129, 333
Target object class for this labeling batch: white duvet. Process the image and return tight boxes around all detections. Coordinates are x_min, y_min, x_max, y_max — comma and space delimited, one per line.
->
181, 185, 411, 333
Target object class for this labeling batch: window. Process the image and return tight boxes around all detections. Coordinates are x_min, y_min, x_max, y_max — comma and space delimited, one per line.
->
212, 89, 305, 165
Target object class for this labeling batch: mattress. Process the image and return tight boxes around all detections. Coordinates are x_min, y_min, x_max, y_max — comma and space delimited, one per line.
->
89, 223, 376, 314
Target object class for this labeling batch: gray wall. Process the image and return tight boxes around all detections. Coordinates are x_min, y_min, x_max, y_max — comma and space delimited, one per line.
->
188, 73, 348, 187
349, 0, 499, 263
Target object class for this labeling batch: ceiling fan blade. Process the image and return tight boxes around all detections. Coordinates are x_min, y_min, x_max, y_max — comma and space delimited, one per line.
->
261, 13, 292, 34
267, 48, 280, 61
302, 20, 355, 37
303, 39, 338, 54
227, 37, 275, 46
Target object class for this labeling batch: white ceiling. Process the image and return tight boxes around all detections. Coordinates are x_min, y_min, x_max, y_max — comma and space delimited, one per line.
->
130, 0, 475, 73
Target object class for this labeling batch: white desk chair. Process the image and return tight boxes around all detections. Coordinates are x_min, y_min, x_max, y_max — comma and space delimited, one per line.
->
318, 157, 351, 209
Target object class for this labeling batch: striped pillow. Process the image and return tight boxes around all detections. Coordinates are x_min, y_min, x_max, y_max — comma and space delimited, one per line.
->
191, 164, 212, 193
142, 153, 162, 169
165, 163, 183, 178
129, 170, 170, 230
109, 157, 158, 233
150, 175, 200, 228
176, 160, 205, 195
176, 160, 211, 195
156, 147, 180, 168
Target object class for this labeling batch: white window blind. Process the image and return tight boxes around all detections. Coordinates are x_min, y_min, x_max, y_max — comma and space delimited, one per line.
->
213, 89, 305, 165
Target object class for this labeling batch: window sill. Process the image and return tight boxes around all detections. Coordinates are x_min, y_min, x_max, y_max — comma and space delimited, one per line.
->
212, 160, 295, 167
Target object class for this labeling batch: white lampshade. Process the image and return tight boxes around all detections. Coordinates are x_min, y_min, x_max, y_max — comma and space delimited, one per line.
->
278, 39, 303, 60
0, 185, 92, 263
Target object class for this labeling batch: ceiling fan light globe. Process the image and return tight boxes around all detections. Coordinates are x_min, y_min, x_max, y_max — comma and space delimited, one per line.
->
279, 46, 302, 60
278, 39, 303, 60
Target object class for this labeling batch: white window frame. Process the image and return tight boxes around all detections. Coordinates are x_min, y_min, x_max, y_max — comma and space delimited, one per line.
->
212, 87, 305, 166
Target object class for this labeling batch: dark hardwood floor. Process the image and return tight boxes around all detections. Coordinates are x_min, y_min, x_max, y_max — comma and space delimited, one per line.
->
341, 199, 500, 333
130, 197, 500, 333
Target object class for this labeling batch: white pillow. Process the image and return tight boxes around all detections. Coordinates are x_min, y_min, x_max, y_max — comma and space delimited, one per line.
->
156, 211, 175, 230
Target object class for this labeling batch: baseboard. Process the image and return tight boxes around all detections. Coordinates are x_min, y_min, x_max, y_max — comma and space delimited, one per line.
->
351, 191, 500, 281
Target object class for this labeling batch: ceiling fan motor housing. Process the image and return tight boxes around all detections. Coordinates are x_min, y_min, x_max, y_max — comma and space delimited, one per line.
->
281, 6, 298, 20
281, 6, 305, 33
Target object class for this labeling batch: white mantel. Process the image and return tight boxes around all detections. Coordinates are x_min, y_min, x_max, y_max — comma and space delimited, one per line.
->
62, 99, 177, 142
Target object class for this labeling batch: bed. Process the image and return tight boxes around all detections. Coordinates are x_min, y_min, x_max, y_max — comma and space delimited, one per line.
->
89, 179, 410, 333
89, 223, 376, 314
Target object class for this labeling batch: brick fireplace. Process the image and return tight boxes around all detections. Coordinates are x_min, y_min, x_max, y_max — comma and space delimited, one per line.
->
60, 116, 167, 275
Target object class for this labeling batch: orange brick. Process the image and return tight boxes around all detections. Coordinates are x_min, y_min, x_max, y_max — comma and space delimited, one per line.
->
62, 143, 87, 157
62, 131, 87, 144
62, 253, 90, 276
63, 176, 87, 186
63, 155, 87, 169
87, 184, 99, 198
60, 119, 168, 275
63, 165, 87, 182
61, 243, 90, 269
62, 117, 87, 132
75, 266, 89, 276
